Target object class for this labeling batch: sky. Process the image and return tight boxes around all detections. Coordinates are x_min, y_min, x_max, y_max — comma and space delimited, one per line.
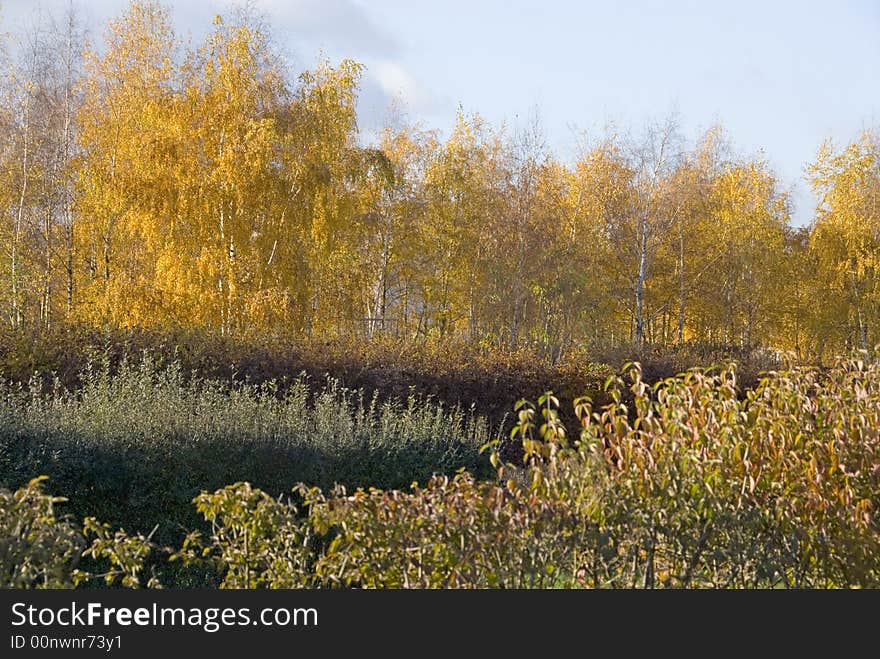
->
2, 0, 879, 226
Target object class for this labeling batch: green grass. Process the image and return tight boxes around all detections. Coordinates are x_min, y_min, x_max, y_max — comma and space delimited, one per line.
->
0, 353, 495, 543
3, 353, 879, 589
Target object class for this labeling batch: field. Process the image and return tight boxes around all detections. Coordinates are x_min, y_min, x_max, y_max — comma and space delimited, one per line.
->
1, 331, 878, 589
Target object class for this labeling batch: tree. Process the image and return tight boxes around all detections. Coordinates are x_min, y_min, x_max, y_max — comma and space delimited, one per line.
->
33, 6, 86, 325
358, 112, 436, 338
2, 21, 38, 329
574, 119, 683, 348
76, 0, 178, 326
667, 125, 728, 345
707, 159, 789, 346
175, 13, 289, 333
809, 131, 880, 352
0, 0, 842, 355
283, 57, 365, 335
422, 110, 506, 339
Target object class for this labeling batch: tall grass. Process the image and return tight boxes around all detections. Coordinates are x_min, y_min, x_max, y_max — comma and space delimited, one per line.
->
0, 353, 494, 540
5, 353, 878, 589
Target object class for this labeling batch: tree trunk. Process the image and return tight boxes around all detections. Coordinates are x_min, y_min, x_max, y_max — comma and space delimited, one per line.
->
635, 211, 649, 348
678, 229, 686, 344
42, 206, 52, 327
11, 91, 31, 329
65, 221, 74, 317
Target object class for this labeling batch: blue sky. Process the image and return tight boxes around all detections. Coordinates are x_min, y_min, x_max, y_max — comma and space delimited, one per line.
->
3, 0, 879, 225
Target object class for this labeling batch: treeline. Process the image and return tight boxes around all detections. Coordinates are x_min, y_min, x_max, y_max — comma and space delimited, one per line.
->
0, 1, 877, 357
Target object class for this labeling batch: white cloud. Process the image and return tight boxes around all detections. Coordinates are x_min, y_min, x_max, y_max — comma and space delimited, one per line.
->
256, 0, 399, 56
1, 0, 401, 57
369, 59, 433, 111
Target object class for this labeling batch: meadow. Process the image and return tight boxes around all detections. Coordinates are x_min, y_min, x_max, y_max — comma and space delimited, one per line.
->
2, 336, 877, 589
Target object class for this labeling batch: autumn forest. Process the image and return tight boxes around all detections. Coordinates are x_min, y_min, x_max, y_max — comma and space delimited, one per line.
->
0, 1, 876, 358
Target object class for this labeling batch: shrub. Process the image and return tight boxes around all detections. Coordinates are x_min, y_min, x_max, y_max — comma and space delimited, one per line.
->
0, 356, 493, 543
0, 325, 612, 434
0, 477, 157, 589
3, 354, 877, 589
307, 354, 880, 589
0, 476, 84, 588
311, 472, 586, 588
535, 357, 880, 587
173, 482, 316, 589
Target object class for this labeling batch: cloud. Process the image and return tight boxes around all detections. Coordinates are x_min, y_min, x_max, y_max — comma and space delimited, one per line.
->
257, 0, 399, 56
355, 58, 451, 134
0, 0, 448, 136
369, 59, 433, 111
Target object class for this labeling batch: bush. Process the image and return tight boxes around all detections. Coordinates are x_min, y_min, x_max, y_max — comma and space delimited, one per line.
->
311, 472, 586, 588
0, 476, 84, 588
0, 355, 493, 543
310, 354, 880, 588
0, 477, 157, 589
3, 354, 877, 589
172, 483, 316, 589
519, 357, 880, 587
